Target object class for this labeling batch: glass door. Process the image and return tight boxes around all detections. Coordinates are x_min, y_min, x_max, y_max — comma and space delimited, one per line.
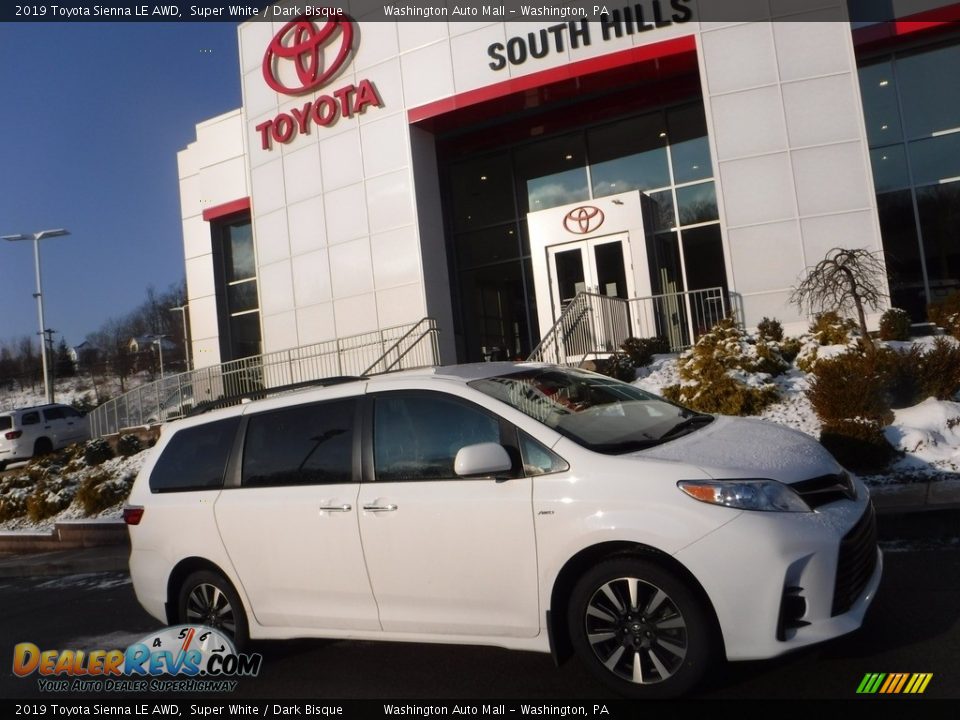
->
546, 235, 634, 356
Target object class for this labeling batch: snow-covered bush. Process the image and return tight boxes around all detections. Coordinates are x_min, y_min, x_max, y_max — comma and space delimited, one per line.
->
620, 336, 669, 368
26, 476, 77, 522
756, 317, 784, 342
795, 311, 860, 372
879, 308, 911, 341
662, 317, 783, 415
117, 433, 143, 457
600, 352, 637, 382
83, 438, 114, 467
76, 470, 134, 515
928, 291, 960, 339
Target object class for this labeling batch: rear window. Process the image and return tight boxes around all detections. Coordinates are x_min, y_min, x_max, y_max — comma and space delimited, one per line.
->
150, 417, 240, 493
0, 417, 11, 431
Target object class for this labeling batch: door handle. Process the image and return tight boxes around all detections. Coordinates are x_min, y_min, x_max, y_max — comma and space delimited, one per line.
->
362, 503, 398, 513
319, 504, 352, 513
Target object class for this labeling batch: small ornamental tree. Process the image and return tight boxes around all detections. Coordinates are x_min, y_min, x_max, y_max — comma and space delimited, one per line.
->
790, 247, 888, 353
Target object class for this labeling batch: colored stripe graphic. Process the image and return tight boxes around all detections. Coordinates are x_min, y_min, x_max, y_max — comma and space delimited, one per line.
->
857, 673, 932, 694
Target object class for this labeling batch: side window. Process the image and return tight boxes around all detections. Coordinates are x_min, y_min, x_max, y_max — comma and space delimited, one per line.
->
241, 399, 355, 487
374, 393, 501, 482
21, 412, 40, 426
149, 417, 240, 493
519, 431, 569, 477
43, 408, 65, 421
62, 407, 83, 418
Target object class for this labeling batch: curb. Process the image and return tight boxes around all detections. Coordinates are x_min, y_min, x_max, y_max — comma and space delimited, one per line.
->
0, 520, 129, 552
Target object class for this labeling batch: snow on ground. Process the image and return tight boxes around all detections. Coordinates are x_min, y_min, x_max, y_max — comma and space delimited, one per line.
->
0, 372, 156, 412
884, 398, 960, 474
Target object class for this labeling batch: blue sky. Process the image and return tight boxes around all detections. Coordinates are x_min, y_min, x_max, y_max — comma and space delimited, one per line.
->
0, 22, 243, 349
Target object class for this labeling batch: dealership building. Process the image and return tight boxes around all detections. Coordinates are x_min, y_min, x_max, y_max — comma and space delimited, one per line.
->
175, 0, 960, 372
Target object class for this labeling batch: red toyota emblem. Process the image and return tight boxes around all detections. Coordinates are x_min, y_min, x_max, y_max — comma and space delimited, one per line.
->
563, 206, 605, 234
262, 16, 354, 96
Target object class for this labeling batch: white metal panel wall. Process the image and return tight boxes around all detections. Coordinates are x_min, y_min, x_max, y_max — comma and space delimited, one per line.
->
177, 109, 249, 369
697, 4, 887, 334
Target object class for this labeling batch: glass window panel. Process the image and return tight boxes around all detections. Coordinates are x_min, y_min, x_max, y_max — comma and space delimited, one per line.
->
645, 190, 676, 232
450, 153, 516, 232
870, 145, 910, 193
897, 43, 960, 138
519, 430, 569, 477
455, 224, 521, 268
667, 104, 713, 184
242, 400, 355, 487
459, 261, 531, 362
229, 312, 262, 360
876, 190, 925, 321
588, 113, 670, 196
515, 133, 588, 213
43, 408, 65, 421
908, 133, 960, 186
149, 418, 240, 493
374, 394, 500, 482
917, 181, 960, 295
223, 221, 255, 282
857, 60, 903, 146
21, 412, 40, 426
681, 224, 728, 293
227, 279, 259, 314
676, 182, 718, 226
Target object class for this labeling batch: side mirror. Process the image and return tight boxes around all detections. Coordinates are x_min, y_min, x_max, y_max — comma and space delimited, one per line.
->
454, 442, 512, 478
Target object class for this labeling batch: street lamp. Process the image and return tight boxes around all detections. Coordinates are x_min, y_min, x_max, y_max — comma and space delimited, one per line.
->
169, 303, 190, 371
152, 335, 169, 378
2, 228, 70, 404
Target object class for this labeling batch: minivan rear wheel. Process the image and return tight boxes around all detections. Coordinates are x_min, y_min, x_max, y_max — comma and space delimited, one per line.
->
568, 557, 715, 698
177, 570, 249, 650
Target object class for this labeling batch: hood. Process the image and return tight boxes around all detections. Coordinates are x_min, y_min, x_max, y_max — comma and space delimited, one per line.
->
639, 416, 842, 484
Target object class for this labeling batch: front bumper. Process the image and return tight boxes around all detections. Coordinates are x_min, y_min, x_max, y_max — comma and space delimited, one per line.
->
674, 497, 882, 661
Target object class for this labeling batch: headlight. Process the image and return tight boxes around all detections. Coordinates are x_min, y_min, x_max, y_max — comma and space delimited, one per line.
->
677, 479, 811, 513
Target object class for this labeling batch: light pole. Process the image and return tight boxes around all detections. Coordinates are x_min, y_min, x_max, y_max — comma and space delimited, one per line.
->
2, 229, 70, 404
169, 304, 190, 371
153, 335, 168, 378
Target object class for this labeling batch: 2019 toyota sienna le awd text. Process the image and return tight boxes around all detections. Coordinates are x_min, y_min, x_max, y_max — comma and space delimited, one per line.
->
125, 363, 881, 697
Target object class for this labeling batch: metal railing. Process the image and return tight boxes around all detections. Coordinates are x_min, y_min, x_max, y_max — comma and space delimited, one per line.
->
528, 287, 730, 366
88, 318, 441, 437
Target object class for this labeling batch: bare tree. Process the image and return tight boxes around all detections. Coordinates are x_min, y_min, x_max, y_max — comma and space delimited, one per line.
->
790, 247, 888, 351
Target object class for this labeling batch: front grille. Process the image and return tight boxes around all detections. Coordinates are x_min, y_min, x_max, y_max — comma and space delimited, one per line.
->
832, 503, 878, 616
792, 472, 856, 509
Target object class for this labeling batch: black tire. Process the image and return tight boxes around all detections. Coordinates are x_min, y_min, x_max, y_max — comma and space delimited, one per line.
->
177, 570, 249, 650
33, 437, 53, 458
567, 557, 716, 698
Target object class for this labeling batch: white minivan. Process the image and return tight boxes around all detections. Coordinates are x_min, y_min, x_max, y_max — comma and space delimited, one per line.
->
125, 363, 881, 697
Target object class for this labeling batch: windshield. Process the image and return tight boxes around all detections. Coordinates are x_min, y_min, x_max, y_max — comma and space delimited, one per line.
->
469, 367, 712, 454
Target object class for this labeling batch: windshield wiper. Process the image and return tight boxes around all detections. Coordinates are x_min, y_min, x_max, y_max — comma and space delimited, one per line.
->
658, 414, 714, 442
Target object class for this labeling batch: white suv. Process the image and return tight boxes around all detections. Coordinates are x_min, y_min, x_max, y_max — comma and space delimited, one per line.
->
0, 403, 91, 470
125, 363, 881, 697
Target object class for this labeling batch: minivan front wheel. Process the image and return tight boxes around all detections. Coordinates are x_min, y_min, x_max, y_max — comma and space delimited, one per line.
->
568, 557, 715, 698
177, 570, 249, 650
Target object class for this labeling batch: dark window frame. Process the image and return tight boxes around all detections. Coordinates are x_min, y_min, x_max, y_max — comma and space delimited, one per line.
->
361, 391, 522, 484
149, 417, 242, 494
236, 397, 362, 489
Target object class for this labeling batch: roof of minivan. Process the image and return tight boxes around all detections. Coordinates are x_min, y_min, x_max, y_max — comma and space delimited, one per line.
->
366, 361, 553, 384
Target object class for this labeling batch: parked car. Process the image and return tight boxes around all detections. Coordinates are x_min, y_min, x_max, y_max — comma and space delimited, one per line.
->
125, 363, 881, 697
0, 403, 91, 471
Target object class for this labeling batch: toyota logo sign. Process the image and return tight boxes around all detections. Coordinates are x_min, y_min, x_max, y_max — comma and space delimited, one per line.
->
263, 17, 354, 96
563, 206, 605, 234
